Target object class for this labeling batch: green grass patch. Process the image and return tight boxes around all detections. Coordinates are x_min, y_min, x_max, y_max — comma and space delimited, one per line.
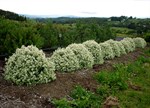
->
94, 50, 150, 108
115, 58, 150, 108
144, 48, 150, 56
111, 27, 135, 37
51, 85, 101, 108
94, 69, 128, 92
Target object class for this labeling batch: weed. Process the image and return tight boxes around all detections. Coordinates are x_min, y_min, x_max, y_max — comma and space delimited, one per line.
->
52, 98, 72, 108
94, 70, 128, 92
144, 48, 150, 56
96, 84, 110, 98
52, 86, 101, 108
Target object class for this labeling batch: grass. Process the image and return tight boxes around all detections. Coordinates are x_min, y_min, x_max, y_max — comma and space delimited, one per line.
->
51, 48, 150, 108
51, 85, 101, 108
111, 27, 134, 33
111, 27, 135, 37
114, 56, 150, 108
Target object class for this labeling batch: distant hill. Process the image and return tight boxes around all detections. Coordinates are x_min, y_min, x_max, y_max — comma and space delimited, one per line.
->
0, 9, 26, 21
21, 14, 79, 18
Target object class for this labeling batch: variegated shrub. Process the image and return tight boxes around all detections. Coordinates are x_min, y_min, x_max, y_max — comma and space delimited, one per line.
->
105, 39, 121, 57
133, 37, 147, 48
121, 40, 133, 53
83, 40, 104, 65
116, 41, 127, 55
123, 37, 135, 51
49, 48, 80, 72
100, 42, 115, 59
67, 43, 94, 69
4, 45, 56, 85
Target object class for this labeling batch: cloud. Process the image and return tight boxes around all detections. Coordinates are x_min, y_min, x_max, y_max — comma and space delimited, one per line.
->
80, 12, 97, 15
0, 0, 149, 18
132, 0, 150, 1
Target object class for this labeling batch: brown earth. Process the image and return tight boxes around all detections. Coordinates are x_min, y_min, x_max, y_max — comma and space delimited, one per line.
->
0, 47, 148, 108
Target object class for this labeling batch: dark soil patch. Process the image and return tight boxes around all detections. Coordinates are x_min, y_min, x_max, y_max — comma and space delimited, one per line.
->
0, 48, 148, 108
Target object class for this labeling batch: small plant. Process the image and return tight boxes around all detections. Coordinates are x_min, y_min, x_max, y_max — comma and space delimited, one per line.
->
137, 56, 150, 64
52, 98, 72, 108
49, 48, 80, 72
144, 48, 150, 56
133, 37, 147, 48
52, 86, 101, 108
105, 39, 121, 57
67, 43, 94, 69
100, 42, 115, 59
126, 56, 150, 76
96, 84, 110, 98
95, 70, 128, 92
83, 40, 104, 65
70, 86, 100, 108
4, 45, 56, 85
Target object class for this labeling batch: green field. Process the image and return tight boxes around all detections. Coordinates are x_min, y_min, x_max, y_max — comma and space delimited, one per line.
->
111, 27, 135, 37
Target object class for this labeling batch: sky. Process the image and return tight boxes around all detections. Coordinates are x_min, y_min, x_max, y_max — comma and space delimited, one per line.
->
0, 0, 150, 18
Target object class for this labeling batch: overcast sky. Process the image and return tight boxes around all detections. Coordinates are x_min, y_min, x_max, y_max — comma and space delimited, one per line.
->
0, 0, 150, 18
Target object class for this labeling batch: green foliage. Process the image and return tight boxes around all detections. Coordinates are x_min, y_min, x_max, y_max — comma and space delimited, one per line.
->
52, 86, 101, 108
52, 49, 150, 108
37, 23, 58, 48
70, 86, 100, 108
36, 20, 116, 49
100, 42, 115, 59
75, 22, 115, 43
96, 84, 110, 98
83, 40, 104, 65
95, 67, 128, 92
95, 54, 150, 107
52, 98, 72, 108
109, 16, 150, 36
111, 27, 134, 37
0, 18, 44, 55
67, 43, 94, 69
133, 37, 147, 48
144, 32, 150, 42
105, 39, 121, 57
115, 56, 150, 108
144, 48, 150, 56
4, 45, 56, 85
137, 56, 150, 64
49, 48, 79, 72
126, 56, 150, 77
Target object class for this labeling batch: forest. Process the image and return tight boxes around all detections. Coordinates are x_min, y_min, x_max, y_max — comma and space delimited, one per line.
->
0, 9, 150, 56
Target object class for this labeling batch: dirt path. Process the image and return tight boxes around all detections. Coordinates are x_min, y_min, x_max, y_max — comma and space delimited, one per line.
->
0, 48, 147, 108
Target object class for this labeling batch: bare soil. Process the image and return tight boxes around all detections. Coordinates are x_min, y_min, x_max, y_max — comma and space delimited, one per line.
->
0, 48, 148, 108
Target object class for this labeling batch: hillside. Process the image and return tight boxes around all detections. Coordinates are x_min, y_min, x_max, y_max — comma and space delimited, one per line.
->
0, 9, 26, 21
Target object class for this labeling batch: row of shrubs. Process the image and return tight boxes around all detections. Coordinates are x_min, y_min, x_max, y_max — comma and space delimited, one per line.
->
4, 37, 147, 85
50, 37, 146, 72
